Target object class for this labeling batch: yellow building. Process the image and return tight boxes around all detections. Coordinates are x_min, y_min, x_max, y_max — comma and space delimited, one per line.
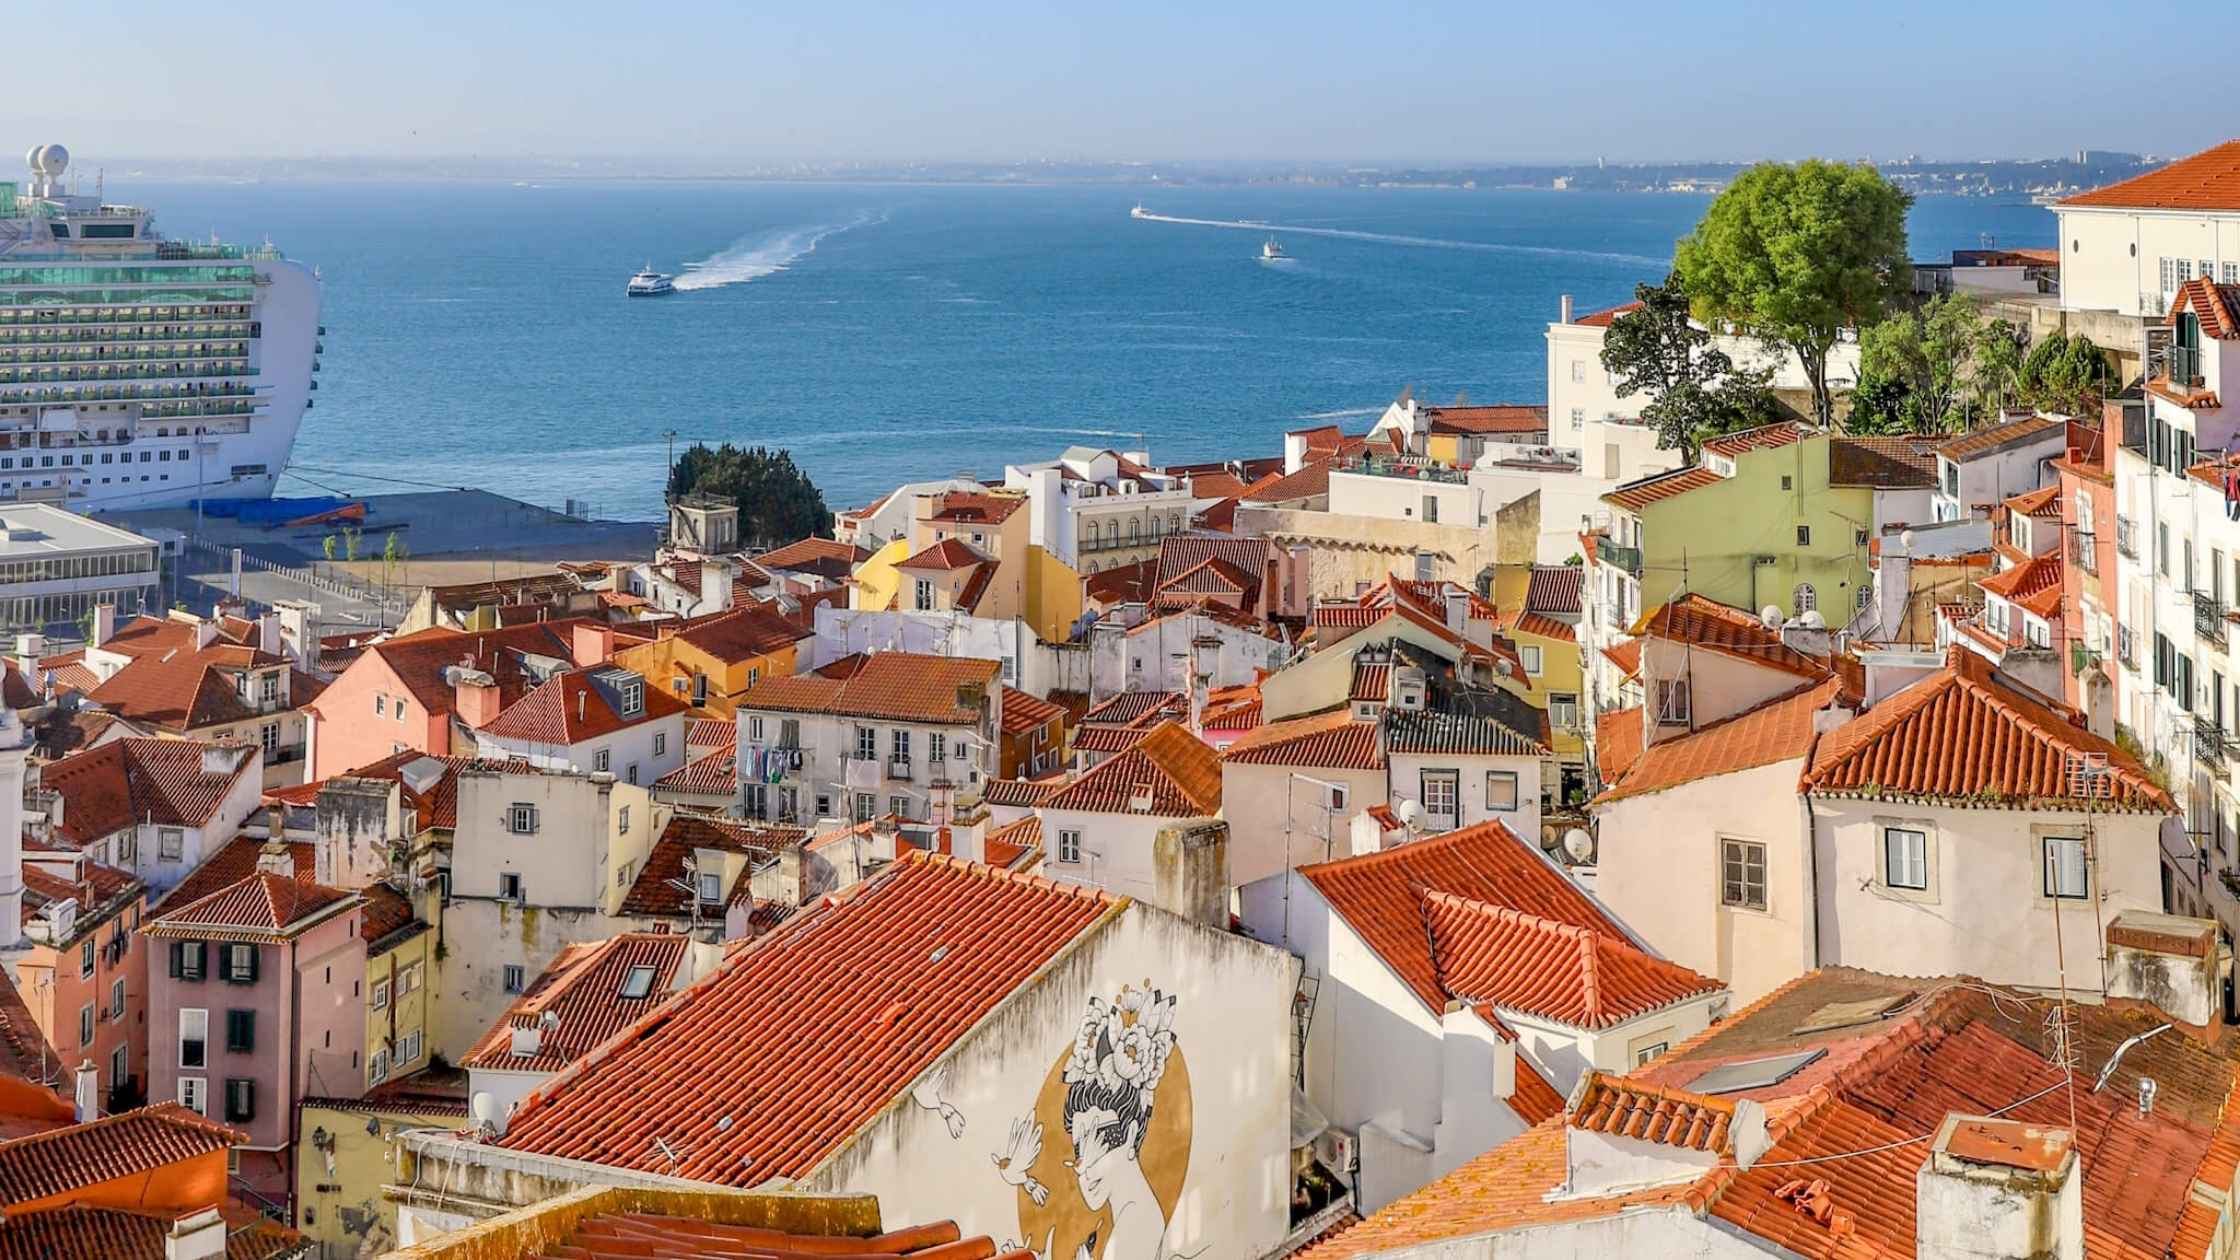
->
1492, 563, 1590, 802
1022, 544, 1084, 644
363, 887, 436, 1089
847, 537, 912, 612
613, 607, 810, 718
298, 1071, 469, 1257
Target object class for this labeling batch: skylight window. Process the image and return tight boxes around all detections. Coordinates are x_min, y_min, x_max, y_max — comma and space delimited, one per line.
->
619, 965, 657, 1000
1684, 1048, 1825, 1095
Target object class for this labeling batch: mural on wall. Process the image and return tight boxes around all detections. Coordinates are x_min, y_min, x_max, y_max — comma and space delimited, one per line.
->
996, 983, 1195, 1260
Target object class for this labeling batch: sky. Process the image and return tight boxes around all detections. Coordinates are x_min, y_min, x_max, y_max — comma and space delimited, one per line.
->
15, 0, 2215, 166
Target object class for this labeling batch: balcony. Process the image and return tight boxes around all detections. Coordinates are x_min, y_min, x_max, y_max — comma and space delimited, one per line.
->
2115, 517, 2140, 561
887, 756, 913, 782
2197, 592, 2227, 648
1341, 457, 1473, 485
1597, 539, 1644, 578
2069, 529, 2097, 575
2198, 718, 2231, 767
2171, 344, 2206, 389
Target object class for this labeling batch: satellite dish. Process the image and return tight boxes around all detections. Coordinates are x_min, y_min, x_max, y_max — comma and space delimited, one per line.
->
1800, 610, 1826, 630
1562, 828, 1595, 863
470, 1092, 497, 1126
1396, 799, 1423, 828
1760, 605, 1782, 628
28, 144, 68, 180
1899, 529, 1916, 551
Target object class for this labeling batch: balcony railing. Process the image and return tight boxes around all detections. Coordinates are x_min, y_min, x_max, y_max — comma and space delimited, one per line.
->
2115, 517, 2140, 560
2198, 592, 2227, 648
888, 756, 913, 781
2198, 717, 2230, 767
1597, 540, 1644, 578
2070, 529, 2097, 575
2171, 344, 2206, 388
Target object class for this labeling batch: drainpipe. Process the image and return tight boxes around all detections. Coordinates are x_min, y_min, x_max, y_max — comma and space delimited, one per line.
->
1798, 789, 1822, 976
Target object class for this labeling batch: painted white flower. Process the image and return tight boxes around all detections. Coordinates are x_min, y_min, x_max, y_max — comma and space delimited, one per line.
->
1112, 1026, 1157, 1083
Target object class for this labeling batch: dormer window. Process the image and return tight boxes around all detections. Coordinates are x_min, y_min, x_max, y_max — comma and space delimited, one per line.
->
621, 680, 643, 717
1706, 454, 1736, 477
697, 871, 722, 904
619, 965, 657, 999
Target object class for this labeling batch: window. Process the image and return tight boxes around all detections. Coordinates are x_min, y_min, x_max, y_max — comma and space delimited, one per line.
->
179, 1009, 208, 1068
1792, 583, 1816, 617
1656, 678, 1692, 724
502, 964, 527, 994
178, 1076, 207, 1116
890, 794, 909, 817
697, 871, 722, 904
929, 733, 947, 762
1795, 524, 1810, 546
892, 729, 911, 759
1571, 359, 1585, 383
652, 731, 666, 757
618, 804, 631, 833
2043, 835, 2088, 899
1486, 770, 1520, 812
371, 980, 390, 1010
620, 965, 658, 999
1856, 584, 1873, 615
109, 978, 124, 1021
1570, 407, 1584, 431
78, 1003, 93, 1047
1421, 770, 1460, 821
258, 672, 278, 705
915, 578, 935, 611
744, 784, 768, 818
226, 1009, 255, 1053
1550, 693, 1579, 731
1422, 495, 1439, 524
221, 944, 257, 984
401, 1030, 422, 1067
1633, 1042, 1669, 1067
854, 792, 876, 822
369, 1049, 389, 1085
170, 940, 207, 982
1720, 839, 1767, 911
856, 726, 877, 760
1883, 826, 1928, 890
780, 718, 800, 747
158, 828, 184, 862
398, 963, 420, 995
374, 695, 385, 718
593, 748, 610, 773
508, 803, 539, 834
1057, 829, 1083, 863
259, 722, 279, 758
79, 939, 94, 980
498, 872, 523, 901
1520, 644, 1543, 674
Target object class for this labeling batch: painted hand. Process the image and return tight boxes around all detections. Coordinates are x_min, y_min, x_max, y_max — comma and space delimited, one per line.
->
994, 1116, 1049, 1204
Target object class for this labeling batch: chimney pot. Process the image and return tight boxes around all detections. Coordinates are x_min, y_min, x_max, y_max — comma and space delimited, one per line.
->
1560, 293, 1575, 324
1917, 1114, 2081, 1260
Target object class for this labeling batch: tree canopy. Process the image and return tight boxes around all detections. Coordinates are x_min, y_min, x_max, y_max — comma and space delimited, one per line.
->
1674, 161, 1913, 427
1848, 294, 2026, 435
667, 443, 833, 546
2017, 331, 2115, 416
1598, 274, 1780, 461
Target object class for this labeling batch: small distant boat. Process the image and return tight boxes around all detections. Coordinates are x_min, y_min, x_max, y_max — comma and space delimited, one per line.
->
1130, 203, 1150, 219
627, 264, 675, 297
1261, 237, 1287, 262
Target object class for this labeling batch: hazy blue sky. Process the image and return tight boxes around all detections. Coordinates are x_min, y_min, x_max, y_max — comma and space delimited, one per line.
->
16, 0, 2210, 164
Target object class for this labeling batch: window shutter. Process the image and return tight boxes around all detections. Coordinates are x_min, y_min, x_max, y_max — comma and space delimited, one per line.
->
193, 942, 208, 979
168, 941, 183, 979
244, 945, 259, 984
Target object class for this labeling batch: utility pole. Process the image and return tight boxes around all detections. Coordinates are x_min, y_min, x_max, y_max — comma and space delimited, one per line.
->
662, 429, 681, 502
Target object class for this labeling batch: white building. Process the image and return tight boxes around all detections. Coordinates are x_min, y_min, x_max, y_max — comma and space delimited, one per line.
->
37, 738, 261, 894
1004, 447, 1194, 573
1037, 720, 1222, 906
2056, 141, 2240, 320
813, 604, 1090, 697
0, 503, 160, 631
1086, 603, 1289, 700
472, 665, 690, 785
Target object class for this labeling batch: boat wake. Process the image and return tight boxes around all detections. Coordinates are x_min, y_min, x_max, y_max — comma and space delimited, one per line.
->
1131, 211, 1664, 266
673, 212, 885, 291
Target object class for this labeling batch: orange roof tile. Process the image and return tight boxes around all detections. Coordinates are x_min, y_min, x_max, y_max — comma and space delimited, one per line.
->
1042, 721, 1222, 815
1803, 650, 2171, 810
1701, 421, 1815, 458
1568, 1071, 1734, 1150
42, 739, 256, 847
998, 686, 1066, 736
1596, 679, 1841, 804
2169, 275, 2240, 340
1508, 610, 1576, 643
651, 746, 735, 795
84, 640, 290, 733
619, 815, 802, 919
520, 1213, 1027, 1260
895, 537, 987, 572
150, 836, 314, 917
494, 854, 1118, 1184
1422, 404, 1548, 436
1525, 565, 1584, 615
1243, 459, 1333, 503
1935, 413, 2062, 461
1081, 690, 1185, 726
982, 814, 1042, 869
1595, 706, 1643, 787
753, 536, 866, 578
736, 652, 998, 726
477, 667, 690, 745
462, 932, 695, 1074
1382, 708, 1546, 758
1221, 709, 1385, 770
1300, 820, 1629, 1016
1600, 638, 1641, 681
1828, 435, 1941, 489
1572, 300, 1644, 327
981, 778, 1058, 808
2060, 140, 2240, 211
1603, 465, 1723, 512
0, 1103, 243, 1206
144, 871, 355, 939
1979, 550, 2064, 619
670, 606, 810, 663
2003, 484, 2062, 519
686, 717, 735, 751
0, 1202, 307, 1260
924, 490, 1026, 524
351, 620, 589, 719
1422, 893, 1722, 1030
1634, 594, 1831, 679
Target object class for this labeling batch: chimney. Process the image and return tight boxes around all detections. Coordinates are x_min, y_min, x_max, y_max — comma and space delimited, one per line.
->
199, 744, 237, 776
192, 618, 218, 651
165, 1208, 227, 1260
1150, 818, 1228, 927
447, 665, 501, 729
508, 1022, 542, 1059
2104, 910, 2224, 1028
1917, 1116, 2080, 1260
699, 558, 733, 614
90, 605, 115, 649
776, 842, 805, 908
254, 838, 294, 877
13, 633, 44, 681
73, 1058, 98, 1123
569, 621, 612, 668
1559, 293, 1575, 324
256, 612, 281, 657
1444, 589, 1469, 635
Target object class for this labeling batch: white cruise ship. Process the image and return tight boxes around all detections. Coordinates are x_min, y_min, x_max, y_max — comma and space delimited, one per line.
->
0, 144, 321, 511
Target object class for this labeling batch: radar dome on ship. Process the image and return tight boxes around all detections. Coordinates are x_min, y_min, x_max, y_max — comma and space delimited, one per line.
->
27, 145, 68, 177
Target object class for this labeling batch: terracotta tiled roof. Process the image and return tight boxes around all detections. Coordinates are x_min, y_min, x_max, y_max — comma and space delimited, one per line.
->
756, 537, 866, 578
1154, 536, 1270, 605
1600, 638, 1641, 681
0, 1103, 243, 1206
1081, 690, 1184, 726
1701, 421, 1815, 458
149, 836, 314, 916
1508, 610, 1576, 643
494, 853, 1117, 1184
2003, 484, 2062, 518
1158, 554, 1251, 596
925, 490, 1026, 524
2059, 140, 2240, 211
1525, 565, 1584, 615
42, 739, 255, 847
1221, 709, 1385, 770
1071, 724, 1151, 756
0, 969, 60, 1092
1595, 706, 1643, 786
736, 652, 997, 726
1422, 893, 1721, 1031
619, 816, 803, 919
358, 884, 423, 952
2169, 275, 2240, 340
1979, 549, 2064, 619
1596, 678, 1841, 804
302, 749, 480, 831
1200, 683, 1262, 732
1244, 459, 1333, 503
998, 686, 1066, 736
19, 860, 142, 938
1083, 558, 1158, 606
85, 639, 290, 733
1568, 1072, 1734, 1149
1348, 661, 1390, 703
981, 777, 1058, 808
982, 814, 1042, 869
686, 718, 735, 751
145, 871, 355, 939
1043, 721, 1221, 815
1828, 434, 1940, 489
1300, 820, 1628, 1016
652, 746, 735, 796
1803, 651, 2172, 810
671, 607, 809, 663
463, 933, 695, 1074
477, 667, 690, 745
1383, 708, 1546, 757
1572, 300, 1643, 327
1422, 404, 1548, 436
0, 1203, 308, 1260
1633, 594, 1830, 679
1603, 465, 1723, 512
519, 1213, 1025, 1260
895, 537, 987, 572
1935, 413, 2062, 461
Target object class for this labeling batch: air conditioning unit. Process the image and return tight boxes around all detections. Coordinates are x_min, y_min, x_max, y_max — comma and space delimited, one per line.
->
1321, 1128, 1360, 1179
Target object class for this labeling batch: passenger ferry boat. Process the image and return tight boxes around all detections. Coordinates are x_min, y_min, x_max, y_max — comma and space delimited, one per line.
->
0, 144, 322, 510
1261, 237, 1287, 261
626, 265, 675, 297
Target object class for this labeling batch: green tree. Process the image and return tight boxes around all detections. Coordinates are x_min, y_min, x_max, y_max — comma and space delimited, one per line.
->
667, 443, 832, 547
381, 531, 410, 590
1674, 160, 1914, 427
1598, 274, 1780, 462
1850, 294, 2024, 434
2018, 331, 2114, 414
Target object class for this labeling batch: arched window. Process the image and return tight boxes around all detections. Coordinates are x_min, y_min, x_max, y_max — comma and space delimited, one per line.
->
1150, 515, 1163, 541
1793, 583, 1817, 617
1854, 585, 1872, 615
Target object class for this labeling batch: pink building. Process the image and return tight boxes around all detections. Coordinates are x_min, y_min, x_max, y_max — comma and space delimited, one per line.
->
141, 841, 365, 1210
2056, 415, 2119, 726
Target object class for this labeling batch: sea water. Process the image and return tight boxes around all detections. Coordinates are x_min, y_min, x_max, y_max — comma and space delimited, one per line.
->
130, 179, 2053, 519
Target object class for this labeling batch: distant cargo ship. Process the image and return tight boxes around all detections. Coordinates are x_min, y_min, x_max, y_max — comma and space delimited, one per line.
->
0, 144, 322, 510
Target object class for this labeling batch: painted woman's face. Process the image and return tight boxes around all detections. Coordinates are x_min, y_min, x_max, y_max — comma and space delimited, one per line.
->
1067, 1107, 1135, 1210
